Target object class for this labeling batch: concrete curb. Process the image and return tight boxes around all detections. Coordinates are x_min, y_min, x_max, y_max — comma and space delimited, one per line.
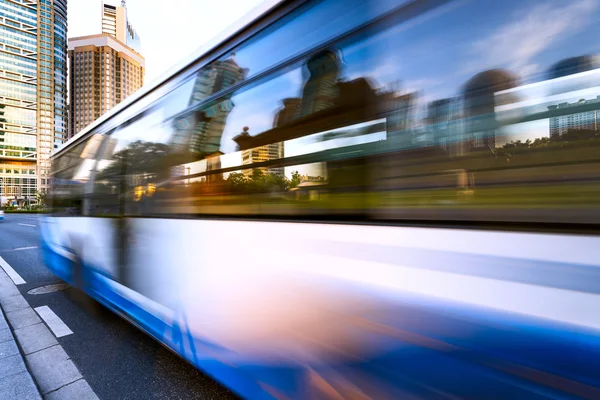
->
0, 269, 99, 400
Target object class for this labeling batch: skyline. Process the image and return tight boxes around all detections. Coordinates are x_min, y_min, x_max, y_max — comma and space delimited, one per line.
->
67, 0, 266, 83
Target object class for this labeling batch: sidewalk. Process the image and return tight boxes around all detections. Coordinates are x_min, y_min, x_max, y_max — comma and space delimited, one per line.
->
0, 268, 98, 400
0, 272, 41, 400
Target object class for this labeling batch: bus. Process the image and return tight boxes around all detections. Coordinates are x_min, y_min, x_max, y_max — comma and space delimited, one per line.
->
43, 0, 600, 398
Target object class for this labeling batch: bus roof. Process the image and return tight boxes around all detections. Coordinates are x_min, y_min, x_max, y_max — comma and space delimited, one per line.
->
54, 0, 285, 158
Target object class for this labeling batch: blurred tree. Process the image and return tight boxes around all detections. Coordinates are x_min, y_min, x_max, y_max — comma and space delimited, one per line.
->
35, 190, 46, 206
289, 171, 302, 189
497, 128, 600, 159
226, 169, 290, 193
95, 141, 172, 184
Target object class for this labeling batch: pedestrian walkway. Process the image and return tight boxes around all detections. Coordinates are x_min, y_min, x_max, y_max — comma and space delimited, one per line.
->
0, 268, 98, 400
0, 271, 41, 400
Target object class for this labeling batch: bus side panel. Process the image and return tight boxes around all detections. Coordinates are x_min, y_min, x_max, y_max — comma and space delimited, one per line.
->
125, 218, 600, 398
42, 216, 600, 398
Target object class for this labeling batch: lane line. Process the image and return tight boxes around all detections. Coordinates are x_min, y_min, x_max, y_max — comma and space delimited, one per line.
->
13, 246, 38, 251
18, 223, 36, 227
34, 306, 73, 338
0, 255, 26, 285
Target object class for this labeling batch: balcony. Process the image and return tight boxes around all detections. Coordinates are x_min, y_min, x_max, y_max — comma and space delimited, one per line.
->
0, 149, 37, 161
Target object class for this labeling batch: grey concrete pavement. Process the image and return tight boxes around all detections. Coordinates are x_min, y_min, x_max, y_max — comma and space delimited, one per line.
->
0, 266, 98, 399
0, 272, 41, 400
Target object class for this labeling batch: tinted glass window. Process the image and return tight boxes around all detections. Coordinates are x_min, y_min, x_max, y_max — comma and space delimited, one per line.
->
90, 106, 177, 217
76, 0, 600, 225
155, 0, 600, 224
221, 0, 405, 80
50, 135, 103, 215
184, 0, 409, 107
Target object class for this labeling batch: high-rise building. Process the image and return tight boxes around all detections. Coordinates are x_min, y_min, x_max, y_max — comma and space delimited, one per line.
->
239, 95, 292, 177
548, 96, 600, 138
171, 56, 248, 157
68, 34, 145, 138
0, 0, 68, 205
463, 69, 517, 153
299, 50, 340, 117
241, 141, 284, 177
101, 1, 141, 53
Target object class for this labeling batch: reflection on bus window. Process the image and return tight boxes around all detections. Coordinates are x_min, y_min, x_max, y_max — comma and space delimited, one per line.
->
51, 0, 600, 224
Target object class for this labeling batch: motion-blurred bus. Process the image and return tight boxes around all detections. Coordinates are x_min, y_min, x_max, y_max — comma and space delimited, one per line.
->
43, 0, 600, 398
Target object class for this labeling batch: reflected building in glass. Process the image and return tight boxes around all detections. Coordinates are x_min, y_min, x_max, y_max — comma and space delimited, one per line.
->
426, 97, 465, 154
240, 130, 285, 177
463, 69, 518, 154
546, 57, 600, 138
172, 55, 248, 157
0, 0, 68, 204
548, 97, 600, 138
494, 55, 600, 142
299, 50, 340, 117
238, 97, 296, 177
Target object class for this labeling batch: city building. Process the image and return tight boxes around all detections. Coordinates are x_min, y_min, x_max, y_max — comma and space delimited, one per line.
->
299, 50, 340, 117
548, 96, 600, 137
0, 0, 68, 205
171, 55, 248, 157
494, 58, 600, 143
237, 96, 294, 178
241, 137, 284, 177
68, 34, 145, 138
101, 1, 141, 53
463, 69, 518, 154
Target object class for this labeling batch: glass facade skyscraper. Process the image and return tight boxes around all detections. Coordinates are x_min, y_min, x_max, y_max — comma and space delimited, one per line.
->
0, 0, 67, 205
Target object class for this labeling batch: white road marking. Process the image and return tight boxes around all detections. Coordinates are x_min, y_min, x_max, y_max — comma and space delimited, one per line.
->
12, 246, 38, 251
34, 306, 73, 338
0, 256, 26, 285
18, 223, 36, 227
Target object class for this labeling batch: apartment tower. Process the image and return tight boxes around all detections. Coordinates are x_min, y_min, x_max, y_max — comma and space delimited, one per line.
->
68, 34, 145, 137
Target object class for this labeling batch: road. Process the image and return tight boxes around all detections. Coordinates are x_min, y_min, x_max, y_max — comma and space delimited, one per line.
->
0, 214, 238, 400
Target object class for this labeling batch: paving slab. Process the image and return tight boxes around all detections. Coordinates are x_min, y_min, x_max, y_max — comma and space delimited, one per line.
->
6, 307, 42, 330
0, 294, 29, 313
0, 338, 19, 359
0, 273, 43, 400
0, 354, 26, 380
0, 328, 11, 343
15, 323, 58, 355
0, 266, 95, 400
0, 277, 20, 300
0, 371, 42, 400
26, 345, 83, 395
45, 379, 99, 400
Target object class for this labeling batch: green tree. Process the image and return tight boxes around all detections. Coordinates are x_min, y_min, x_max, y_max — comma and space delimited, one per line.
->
226, 169, 290, 193
35, 190, 46, 207
226, 172, 248, 193
497, 128, 600, 159
289, 170, 302, 189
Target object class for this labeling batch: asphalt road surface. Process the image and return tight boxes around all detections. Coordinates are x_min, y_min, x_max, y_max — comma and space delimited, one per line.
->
0, 214, 238, 400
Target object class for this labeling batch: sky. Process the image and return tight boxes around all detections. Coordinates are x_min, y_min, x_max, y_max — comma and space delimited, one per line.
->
67, 0, 265, 82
